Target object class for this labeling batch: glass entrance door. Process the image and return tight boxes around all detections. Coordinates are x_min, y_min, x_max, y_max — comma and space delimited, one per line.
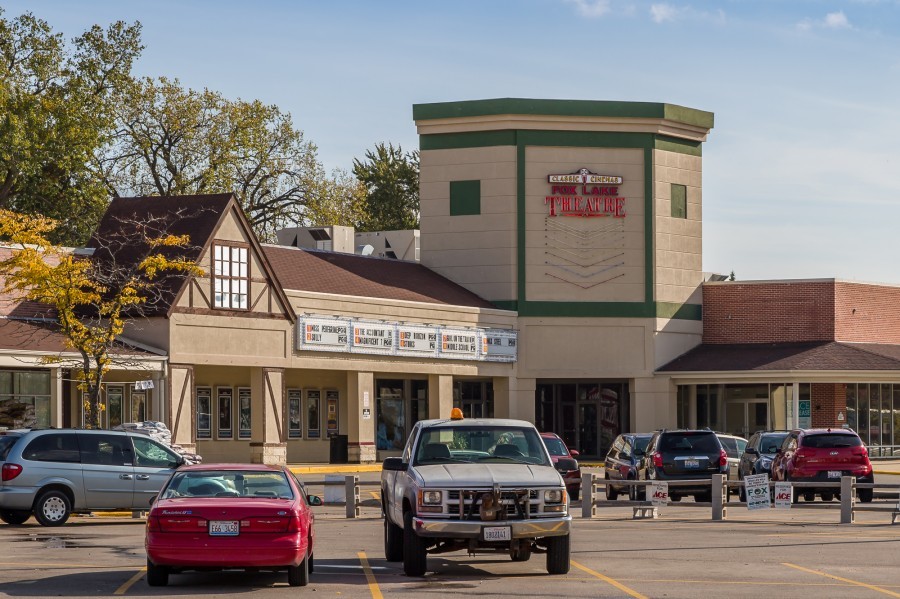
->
725, 400, 769, 438
578, 403, 598, 456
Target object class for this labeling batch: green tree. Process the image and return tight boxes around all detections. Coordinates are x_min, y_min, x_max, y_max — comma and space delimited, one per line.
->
0, 10, 142, 245
98, 76, 326, 241
303, 167, 368, 228
353, 143, 419, 231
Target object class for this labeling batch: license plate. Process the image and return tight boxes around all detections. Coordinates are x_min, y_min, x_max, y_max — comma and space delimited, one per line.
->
685, 460, 700, 468
483, 526, 511, 542
209, 520, 239, 536
827, 471, 842, 479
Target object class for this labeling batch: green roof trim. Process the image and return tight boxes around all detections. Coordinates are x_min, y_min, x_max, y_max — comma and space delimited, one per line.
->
413, 98, 714, 130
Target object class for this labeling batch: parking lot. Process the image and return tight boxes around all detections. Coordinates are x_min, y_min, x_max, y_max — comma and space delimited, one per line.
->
1, 494, 899, 599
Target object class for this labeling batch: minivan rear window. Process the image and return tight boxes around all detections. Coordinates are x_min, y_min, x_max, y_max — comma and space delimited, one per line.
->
0, 436, 21, 461
23, 433, 80, 463
802, 434, 862, 449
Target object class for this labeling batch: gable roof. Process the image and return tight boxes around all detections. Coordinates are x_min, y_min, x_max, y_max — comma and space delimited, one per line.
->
658, 341, 900, 373
262, 245, 500, 310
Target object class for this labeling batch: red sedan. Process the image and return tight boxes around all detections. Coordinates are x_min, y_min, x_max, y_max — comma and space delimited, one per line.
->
540, 432, 582, 500
145, 463, 320, 587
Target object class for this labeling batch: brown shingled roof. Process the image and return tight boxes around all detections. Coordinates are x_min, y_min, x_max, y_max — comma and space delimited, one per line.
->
658, 341, 900, 372
87, 194, 233, 315
0, 318, 156, 356
263, 245, 498, 309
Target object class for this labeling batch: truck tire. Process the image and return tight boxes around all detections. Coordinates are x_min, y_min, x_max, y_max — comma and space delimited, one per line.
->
384, 515, 403, 561
403, 510, 428, 577
546, 534, 570, 575
34, 490, 71, 527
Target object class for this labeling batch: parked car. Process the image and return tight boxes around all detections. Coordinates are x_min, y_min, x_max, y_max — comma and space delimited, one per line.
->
716, 433, 748, 497
0, 428, 185, 526
541, 432, 582, 500
146, 463, 321, 587
737, 431, 789, 501
604, 433, 653, 500
644, 429, 729, 502
770, 428, 874, 503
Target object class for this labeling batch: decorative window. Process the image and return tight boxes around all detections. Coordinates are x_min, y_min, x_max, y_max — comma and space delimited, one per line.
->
288, 389, 303, 439
671, 184, 687, 219
306, 389, 321, 439
450, 180, 481, 216
238, 387, 251, 439
213, 244, 249, 310
197, 387, 212, 439
217, 387, 233, 439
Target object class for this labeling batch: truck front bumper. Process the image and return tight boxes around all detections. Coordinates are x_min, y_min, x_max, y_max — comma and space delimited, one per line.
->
412, 515, 571, 539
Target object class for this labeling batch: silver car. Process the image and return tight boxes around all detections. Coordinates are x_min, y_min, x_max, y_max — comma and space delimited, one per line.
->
0, 429, 184, 526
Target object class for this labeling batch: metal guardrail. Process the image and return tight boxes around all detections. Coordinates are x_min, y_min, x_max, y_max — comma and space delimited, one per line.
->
303, 475, 381, 518
581, 472, 900, 524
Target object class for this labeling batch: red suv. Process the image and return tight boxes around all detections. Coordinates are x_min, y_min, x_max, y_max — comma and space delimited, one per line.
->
770, 428, 873, 503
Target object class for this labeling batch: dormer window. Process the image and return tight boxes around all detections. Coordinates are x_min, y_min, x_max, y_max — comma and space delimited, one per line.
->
212, 243, 249, 310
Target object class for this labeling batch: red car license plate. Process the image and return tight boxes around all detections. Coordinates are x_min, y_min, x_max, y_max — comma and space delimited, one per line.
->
827, 471, 842, 478
209, 520, 239, 536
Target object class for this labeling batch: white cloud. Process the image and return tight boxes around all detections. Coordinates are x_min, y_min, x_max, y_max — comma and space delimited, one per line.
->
798, 11, 853, 31
650, 3, 678, 23
565, 0, 612, 18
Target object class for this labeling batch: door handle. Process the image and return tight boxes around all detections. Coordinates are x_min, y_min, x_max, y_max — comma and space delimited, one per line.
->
136, 475, 151, 480
119, 474, 133, 480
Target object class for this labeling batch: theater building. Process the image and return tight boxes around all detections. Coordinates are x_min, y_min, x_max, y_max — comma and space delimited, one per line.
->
2, 98, 899, 462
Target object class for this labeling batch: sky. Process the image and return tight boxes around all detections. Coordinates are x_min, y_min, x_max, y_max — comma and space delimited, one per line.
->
5, 0, 900, 284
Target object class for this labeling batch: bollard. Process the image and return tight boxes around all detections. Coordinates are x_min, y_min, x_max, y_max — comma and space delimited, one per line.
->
840, 476, 854, 524
581, 472, 594, 519
345, 475, 359, 519
711, 474, 726, 521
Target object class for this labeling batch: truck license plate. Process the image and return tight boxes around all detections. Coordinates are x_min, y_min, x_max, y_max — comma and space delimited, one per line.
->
483, 526, 511, 542
209, 520, 239, 536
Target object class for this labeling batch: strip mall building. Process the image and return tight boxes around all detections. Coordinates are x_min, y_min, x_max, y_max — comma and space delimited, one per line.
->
2, 99, 899, 462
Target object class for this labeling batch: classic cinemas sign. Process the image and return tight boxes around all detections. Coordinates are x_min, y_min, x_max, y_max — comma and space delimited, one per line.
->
545, 168, 625, 218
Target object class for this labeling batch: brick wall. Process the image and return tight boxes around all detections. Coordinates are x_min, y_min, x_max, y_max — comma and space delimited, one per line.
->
702, 281, 835, 344
835, 282, 900, 343
811, 383, 846, 428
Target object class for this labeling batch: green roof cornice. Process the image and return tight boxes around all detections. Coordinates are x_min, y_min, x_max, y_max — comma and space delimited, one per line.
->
413, 98, 714, 130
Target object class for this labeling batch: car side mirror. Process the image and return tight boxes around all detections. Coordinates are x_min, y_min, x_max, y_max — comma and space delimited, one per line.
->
569, 449, 580, 458
745, 447, 758, 456
382, 457, 407, 471
149, 494, 157, 506
307, 495, 323, 506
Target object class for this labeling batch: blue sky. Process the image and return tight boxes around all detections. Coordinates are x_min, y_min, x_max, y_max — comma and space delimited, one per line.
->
6, 0, 900, 283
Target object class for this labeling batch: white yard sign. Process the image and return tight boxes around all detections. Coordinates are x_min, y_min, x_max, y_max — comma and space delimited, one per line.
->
649, 482, 669, 506
744, 474, 771, 510
773, 482, 793, 509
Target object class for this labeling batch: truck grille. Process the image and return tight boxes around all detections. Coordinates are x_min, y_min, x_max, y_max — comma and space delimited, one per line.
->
441, 488, 547, 520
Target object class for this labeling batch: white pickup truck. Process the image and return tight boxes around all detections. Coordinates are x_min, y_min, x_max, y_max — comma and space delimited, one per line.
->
381, 415, 571, 576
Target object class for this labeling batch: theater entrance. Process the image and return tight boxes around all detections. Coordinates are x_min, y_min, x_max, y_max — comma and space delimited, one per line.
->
535, 380, 629, 459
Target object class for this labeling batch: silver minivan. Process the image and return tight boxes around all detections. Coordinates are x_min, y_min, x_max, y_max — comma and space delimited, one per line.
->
0, 429, 184, 526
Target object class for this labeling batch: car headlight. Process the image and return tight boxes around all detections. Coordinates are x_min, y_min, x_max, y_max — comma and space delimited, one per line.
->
544, 489, 564, 503
420, 490, 442, 505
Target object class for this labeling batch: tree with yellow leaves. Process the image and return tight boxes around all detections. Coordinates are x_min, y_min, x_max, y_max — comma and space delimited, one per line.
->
0, 208, 202, 429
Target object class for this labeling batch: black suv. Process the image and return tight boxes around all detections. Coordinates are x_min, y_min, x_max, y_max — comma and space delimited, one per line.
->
644, 429, 729, 502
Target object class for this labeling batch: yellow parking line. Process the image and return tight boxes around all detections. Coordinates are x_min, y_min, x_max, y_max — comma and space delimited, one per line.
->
358, 551, 383, 599
113, 567, 145, 595
782, 562, 900, 597
369, 491, 380, 500
571, 560, 647, 599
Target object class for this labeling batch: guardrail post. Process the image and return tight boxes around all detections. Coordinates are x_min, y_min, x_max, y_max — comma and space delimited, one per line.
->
711, 474, 726, 520
840, 476, 854, 524
345, 474, 359, 519
581, 472, 594, 519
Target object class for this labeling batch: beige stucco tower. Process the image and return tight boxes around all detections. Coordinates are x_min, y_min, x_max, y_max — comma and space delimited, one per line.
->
415, 98, 714, 452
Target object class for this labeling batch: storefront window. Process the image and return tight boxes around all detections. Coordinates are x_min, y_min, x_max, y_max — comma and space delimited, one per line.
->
238, 387, 251, 439
217, 387, 233, 439
377, 380, 404, 450
107, 386, 124, 429
197, 387, 212, 439
846, 384, 858, 432
306, 389, 321, 438
287, 389, 302, 438
858, 384, 869, 444
0, 370, 51, 429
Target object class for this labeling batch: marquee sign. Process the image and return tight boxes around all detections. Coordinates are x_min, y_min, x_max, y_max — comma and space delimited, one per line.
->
545, 168, 625, 218
297, 317, 517, 362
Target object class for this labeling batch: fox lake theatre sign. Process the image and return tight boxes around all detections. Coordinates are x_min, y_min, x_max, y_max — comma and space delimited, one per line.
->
297, 316, 517, 362
545, 168, 625, 218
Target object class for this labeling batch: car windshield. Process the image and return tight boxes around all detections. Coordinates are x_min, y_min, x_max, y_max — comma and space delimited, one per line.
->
760, 433, 788, 453
802, 434, 863, 449
414, 426, 550, 466
161, 470, 294, 500
0, 436, 20, 461
542, 436, 568, 456
661, 433, 720, 453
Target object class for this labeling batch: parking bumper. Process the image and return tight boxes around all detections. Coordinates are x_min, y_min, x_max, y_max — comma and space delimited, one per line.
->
412, 515, 571, 539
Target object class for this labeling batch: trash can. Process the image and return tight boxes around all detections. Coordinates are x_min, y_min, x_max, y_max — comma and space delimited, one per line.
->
330, 434, 348, 464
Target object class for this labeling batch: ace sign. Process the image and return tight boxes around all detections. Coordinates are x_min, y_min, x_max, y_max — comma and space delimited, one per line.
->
773, 482, 793, 509
649, 482, 669, 506
744, 474, 771, 510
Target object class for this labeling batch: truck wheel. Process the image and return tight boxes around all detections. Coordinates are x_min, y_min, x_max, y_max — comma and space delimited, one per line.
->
384, 515, 403, 561
34, 490, 71, 527
146, 559, 169, 587
546, 534, 570, 575
0, 510, 30, 525
510, 540, 532, 562
403, 511, 427, 577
